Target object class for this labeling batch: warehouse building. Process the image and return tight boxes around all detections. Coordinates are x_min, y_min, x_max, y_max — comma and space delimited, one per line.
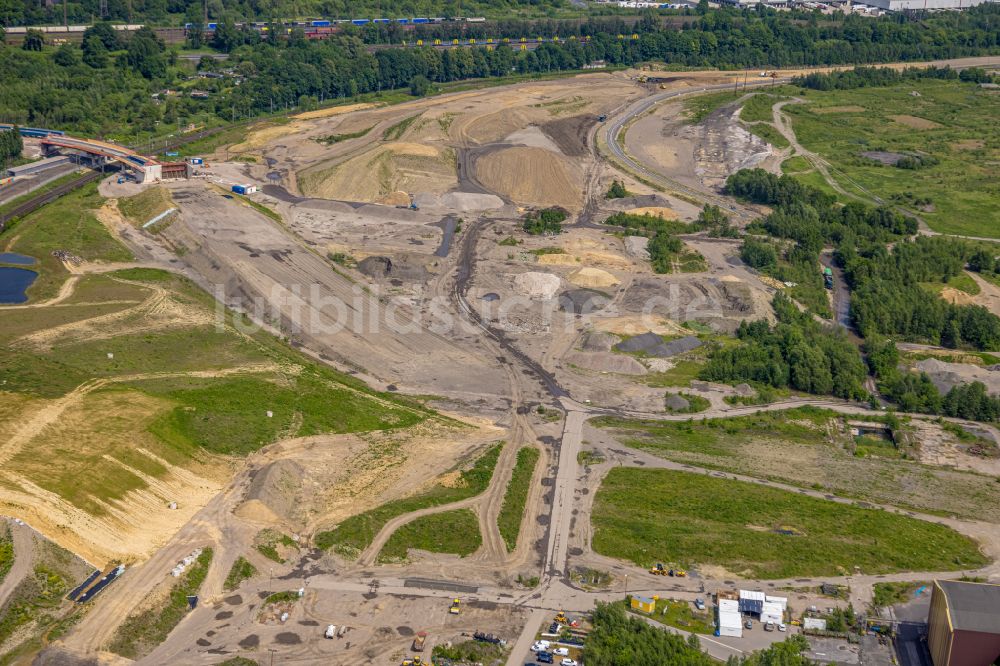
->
927, 580, 1000, 666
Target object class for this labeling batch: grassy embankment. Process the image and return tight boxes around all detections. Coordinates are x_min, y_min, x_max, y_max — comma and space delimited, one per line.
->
109, 549, 213, 659
497, 447, 541, 551
116, 186, 176, 227
592, 467, 987, 579
224, 556, 257, 591
0, 181, 133, 301
378, 509, 482, 562
0, 206, 434, 521
316, 444, 502, 558
593, 408, 1000, 521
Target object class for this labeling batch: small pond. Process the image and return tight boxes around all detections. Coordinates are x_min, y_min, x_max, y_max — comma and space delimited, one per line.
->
0, 252, 37, 266
0, 267, 38, 304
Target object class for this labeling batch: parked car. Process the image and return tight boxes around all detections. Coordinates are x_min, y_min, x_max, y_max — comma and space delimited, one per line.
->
744, 619, 753, 630
536, 652, 554, 664
561, 659, 578, 666
531, 641, 551, 652
778, 623, 787, 632
694, 598, 706, 611
764, 622, 775, 632
553, 648, 569, 656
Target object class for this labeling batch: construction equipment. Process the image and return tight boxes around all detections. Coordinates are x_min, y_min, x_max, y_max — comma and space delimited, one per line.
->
675, 569, 688, 578
412, 631, 427, 652
554, 611, 568, 624
449, 598, 461, 614
649, 563, 666, 576
823, 267, 834, 290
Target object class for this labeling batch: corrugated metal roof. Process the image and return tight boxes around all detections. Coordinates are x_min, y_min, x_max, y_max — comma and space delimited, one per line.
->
939, 581, 1000, 634
739, 590, 766, 601
719, 599, 739, 612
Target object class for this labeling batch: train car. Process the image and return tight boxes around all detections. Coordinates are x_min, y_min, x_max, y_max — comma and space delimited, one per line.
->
430, 17, 445, 22
206, 22, 217, 30
467, 16, 486, 22
412, 17, 430, 23
351, 18, 369, 25
396, 18, 409, 23
372, 18, 390, 24
311, 20, 330, 26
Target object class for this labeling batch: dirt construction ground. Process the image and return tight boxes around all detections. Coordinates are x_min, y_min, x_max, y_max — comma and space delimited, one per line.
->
11, 58, 1000, 665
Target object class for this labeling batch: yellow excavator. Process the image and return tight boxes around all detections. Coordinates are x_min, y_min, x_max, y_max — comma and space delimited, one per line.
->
449, 598, 461, 615
649, 563, 667, 576
554, 611, 568, 623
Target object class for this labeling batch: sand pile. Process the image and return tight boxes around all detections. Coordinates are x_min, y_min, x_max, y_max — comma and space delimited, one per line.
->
243, 459, 305, 525
301, 142, 456, 202
559, 289, 611, 314
465, 107, 548, 144
565, 351, 647, 375
916, 358, 1000, 395
568, 267, 618, 289
432, 191, 505, 212
582, 331, 616, 352
627, 206, 678, 219
475, 147, 582, 211
513, 271, 561, 300
235, 499, 282, 525
294, 102, 378, 120
625, 236, 650, 260
537, 254, 578, 267
380, 191, 412, 206
230, 122, 308, 152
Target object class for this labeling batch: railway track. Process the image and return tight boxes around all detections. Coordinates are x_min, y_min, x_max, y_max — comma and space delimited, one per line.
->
0, 169, 102, 228
0, 120, 248, 229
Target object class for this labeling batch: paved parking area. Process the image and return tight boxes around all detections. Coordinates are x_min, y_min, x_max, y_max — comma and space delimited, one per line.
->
804, 636, 860, 665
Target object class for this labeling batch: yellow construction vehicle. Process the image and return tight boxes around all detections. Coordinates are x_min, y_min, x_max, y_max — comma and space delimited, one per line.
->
449, 598, 461, 614
675, 569, 688, 578
554, 611, 568, 624
649, 563, 666, 576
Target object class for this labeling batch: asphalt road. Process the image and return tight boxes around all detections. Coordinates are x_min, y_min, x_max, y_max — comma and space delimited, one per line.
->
602, 77, 785, 222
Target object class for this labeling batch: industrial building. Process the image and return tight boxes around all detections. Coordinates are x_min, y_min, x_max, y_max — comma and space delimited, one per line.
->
718, 598, 743, 637
927, 580, 1000, 666
5, 156, 72, 178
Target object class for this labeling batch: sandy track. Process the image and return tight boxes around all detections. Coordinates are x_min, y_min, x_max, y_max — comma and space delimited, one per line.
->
0, 521, 35, 608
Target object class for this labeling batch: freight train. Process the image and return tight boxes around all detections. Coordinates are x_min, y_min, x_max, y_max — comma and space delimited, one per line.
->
2, 16, 487, 35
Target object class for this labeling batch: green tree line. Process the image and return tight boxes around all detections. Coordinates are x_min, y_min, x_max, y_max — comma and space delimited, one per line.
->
3, 5, 1000, 137
0, 128, 23, 167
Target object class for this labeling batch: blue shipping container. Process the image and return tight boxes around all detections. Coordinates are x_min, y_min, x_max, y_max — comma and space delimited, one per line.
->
189, 157, 204, 165
232, 184, 247, 195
